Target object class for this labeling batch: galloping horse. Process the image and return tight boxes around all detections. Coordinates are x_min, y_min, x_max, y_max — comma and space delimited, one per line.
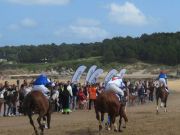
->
22, 91, 52, 135
155, 84, 169, 114
95, 90, 128, 133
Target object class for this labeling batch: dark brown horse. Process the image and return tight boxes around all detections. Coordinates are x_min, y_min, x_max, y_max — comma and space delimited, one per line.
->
156, 85, 169, 114
95, 90, 128, 133
22, 91, 52, 135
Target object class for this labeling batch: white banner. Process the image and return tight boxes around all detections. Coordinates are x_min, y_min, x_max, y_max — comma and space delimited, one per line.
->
85, 65, 97, 83
88, 69, 103, 84
119, 69, 126, 79
104, 69, 118, 85
71, 65, 87, 83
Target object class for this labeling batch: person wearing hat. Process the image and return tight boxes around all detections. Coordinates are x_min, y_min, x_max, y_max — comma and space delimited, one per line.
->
106, 74, 125, 101
158, 70, 168, 92
32, 74, 54, 97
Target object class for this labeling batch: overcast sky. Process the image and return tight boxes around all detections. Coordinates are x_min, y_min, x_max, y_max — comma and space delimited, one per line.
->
0, 0, 179, 46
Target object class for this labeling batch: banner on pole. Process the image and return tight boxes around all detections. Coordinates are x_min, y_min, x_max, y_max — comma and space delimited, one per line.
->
119, 69, 126, 79
88, 69, 103, 84
104, 69, 118, 85
85, 65, 97, 83
71, 65, 87, 83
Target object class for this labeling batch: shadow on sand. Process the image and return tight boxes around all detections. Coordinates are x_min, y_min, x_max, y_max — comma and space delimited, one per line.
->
65, 127, 97, 135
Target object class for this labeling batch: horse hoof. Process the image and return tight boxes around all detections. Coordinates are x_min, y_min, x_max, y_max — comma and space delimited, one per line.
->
107, 127, 111, 131
123, 126, 126, 128
99, 125, 103, 131
35, 131, 39, 135
119, 129, 123, 132
114, 129, 118, 132
156, 111, 159, 115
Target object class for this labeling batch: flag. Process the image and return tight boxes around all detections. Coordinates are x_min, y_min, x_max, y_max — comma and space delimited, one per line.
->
71, 65, 87, 83
104, 69, 118, 86
85, 65, 97, 83
88, 69, 103, 84
119, 69, 126, 79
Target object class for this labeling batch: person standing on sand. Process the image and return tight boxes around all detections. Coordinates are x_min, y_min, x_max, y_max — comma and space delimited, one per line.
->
72, 83, 78, 111
62, 84, 72, 114
88, 84, 97, 110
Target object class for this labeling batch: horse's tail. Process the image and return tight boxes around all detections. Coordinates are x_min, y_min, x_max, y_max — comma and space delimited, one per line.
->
22, 93, 33, 115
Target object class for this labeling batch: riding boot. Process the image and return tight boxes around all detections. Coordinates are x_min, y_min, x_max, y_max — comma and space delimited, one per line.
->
121, 96, 127, 105
117, 94, 121, 101
165, 87, 169, 93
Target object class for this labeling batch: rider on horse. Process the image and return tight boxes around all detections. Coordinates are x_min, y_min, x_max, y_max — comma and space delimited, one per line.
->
32, 74, 55, 98
158, 70, 168, 92
106, 74, 126, 101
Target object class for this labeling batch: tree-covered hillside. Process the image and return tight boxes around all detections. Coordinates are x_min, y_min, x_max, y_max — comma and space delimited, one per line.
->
0, 32, 180, 65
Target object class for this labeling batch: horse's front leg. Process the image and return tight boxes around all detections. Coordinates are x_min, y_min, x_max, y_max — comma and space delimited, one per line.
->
164, 97, 168, 112
156, 98, 159, 114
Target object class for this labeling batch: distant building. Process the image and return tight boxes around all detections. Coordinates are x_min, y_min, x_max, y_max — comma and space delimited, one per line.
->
0, 59, 7, 62
177, 70, 180, 76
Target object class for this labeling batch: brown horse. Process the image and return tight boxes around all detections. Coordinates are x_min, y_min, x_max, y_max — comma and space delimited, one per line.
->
156, 85, 169, 114
22, 91, 52, 135
95, 90, 128, 133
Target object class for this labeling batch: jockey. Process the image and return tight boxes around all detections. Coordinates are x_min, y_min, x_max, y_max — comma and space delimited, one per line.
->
158, 71, 168, 92
32, 74, 54, 97
106, 74, 126, 101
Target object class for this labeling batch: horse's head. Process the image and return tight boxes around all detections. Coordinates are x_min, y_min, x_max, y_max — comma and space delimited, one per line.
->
51, 91, 59, 101
48, 90, 59, 112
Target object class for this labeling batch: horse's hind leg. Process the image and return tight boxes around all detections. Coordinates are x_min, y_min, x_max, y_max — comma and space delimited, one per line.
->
98, 113, 103, 132
95, 109, 102, 132
111, 116, 117, 132
122, 109, 128, 128
164, 97, 168, 112
28, 114, 38, 135
37, 115, 44, 135
47, 112, 51, 129
119, 116, 122, 132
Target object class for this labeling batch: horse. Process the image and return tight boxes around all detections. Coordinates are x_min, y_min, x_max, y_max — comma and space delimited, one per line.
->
22, 91, 52, 135
95, 90, 128, 133
155, 84, 169, 114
